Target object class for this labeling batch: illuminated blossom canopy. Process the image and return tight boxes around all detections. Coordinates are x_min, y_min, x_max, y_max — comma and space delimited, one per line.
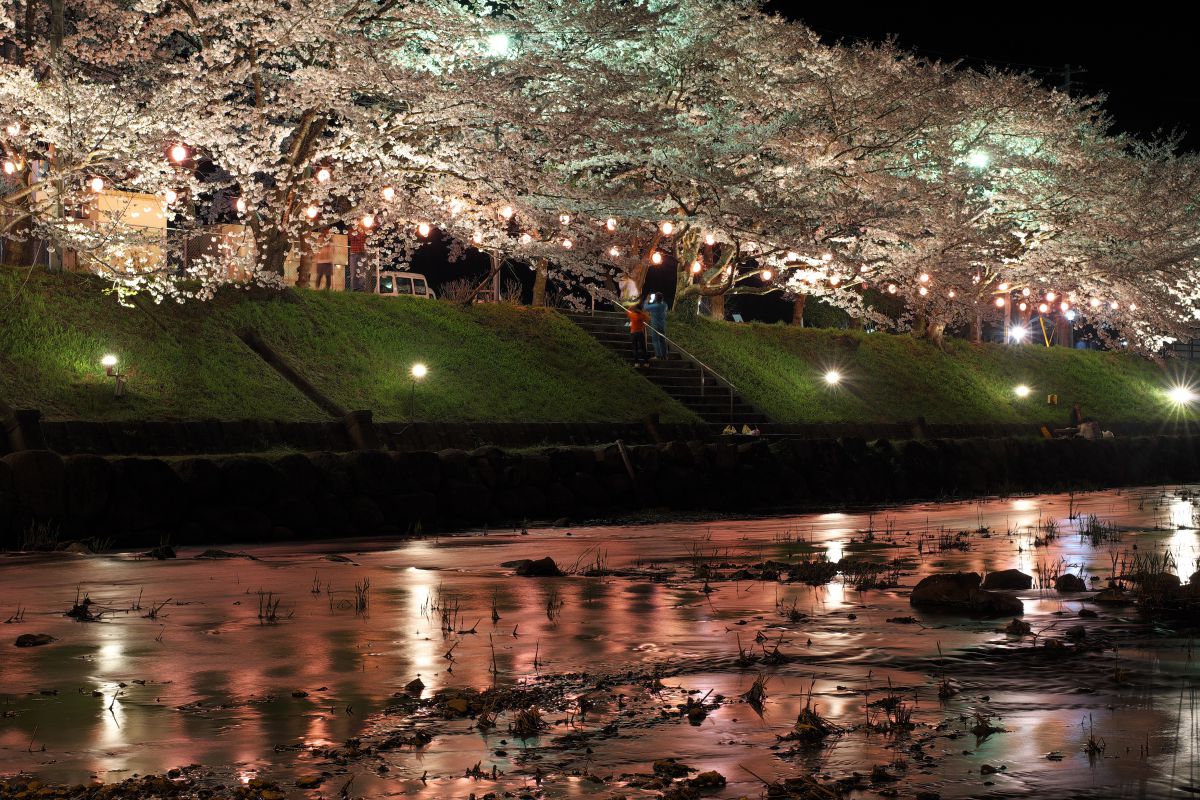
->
3, 0, 1199, 348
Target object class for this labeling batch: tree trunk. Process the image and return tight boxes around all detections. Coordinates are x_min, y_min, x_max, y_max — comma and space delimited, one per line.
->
531, 258, 548, 306
791, 295, 806, 326
1054, 315, 1073, 347
257, 225, 292, 277
970, 309, 983, 344
294, 233, 312, 289
707, 291, 726, 321
924, 321, 947, 351
912, 312, 928, 339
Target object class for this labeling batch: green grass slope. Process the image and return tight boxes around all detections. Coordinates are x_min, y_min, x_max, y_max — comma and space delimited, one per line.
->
671, 318, 1196, 425
0, 266, 696, 423
212, 289, 695, 423
0, 267, 320, 421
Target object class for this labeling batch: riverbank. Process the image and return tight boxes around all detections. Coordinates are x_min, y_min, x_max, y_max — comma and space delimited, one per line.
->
3, 265, 1192, 429
2, 434, 1198, 550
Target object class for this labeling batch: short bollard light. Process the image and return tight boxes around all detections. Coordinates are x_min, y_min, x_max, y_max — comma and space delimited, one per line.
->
1014, 384, 1031, 399
102, 354, 126, 398
823, 370, 842, 387
410, 363, 428, 418
1168, 385, 1196, 407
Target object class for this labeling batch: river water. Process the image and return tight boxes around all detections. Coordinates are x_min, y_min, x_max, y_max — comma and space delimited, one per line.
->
2, 486, 1199, 799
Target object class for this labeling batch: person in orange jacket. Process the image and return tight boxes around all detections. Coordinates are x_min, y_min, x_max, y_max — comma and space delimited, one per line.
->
626, 299, 650, 367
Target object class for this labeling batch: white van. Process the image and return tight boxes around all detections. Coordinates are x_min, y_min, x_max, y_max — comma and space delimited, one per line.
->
376, 271, 436, 299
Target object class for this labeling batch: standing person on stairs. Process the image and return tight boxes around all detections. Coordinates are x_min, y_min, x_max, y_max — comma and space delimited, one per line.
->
625, 299, 651, 367
645, 293, 669, 360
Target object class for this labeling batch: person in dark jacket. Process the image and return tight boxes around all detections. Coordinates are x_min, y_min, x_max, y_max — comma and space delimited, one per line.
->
645, 293, 669, 360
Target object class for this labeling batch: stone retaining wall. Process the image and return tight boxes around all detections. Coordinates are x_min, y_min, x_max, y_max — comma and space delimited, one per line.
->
1, 435, 1197, 550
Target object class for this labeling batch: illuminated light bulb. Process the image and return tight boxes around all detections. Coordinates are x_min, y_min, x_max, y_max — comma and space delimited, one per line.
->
520, 233, 532, 244
1038, 303, 1049, 313
918, 286, 928, 296
609, 246, 620, 257
660, 221, 674, 235
650, 251, 663, 265
382, 186, 396, 202
500, 205, 514, 219
1060, 301, 1069, 312
561, 238, 573, 249
888, 284, 898, 294
998, 282, 1009, 291
948, 290, 956, 299
417, 222, 431, 237
821, 253, 833, 262
2, 160, 14, 175
236, 197, 247, 214
1022, 287, 1031, 297
361, 214, 375, 229
761, 269, 773, 281
472, 230, 483, 244
316, 167, 331, 182
1014, 384, 1031, 398
169, 143, 188, 163
1089, 298, 1101, 308
410, 363, 428, 379
691, 261, 702, 274
1010, 326, 1028, 342
605, 218, 616, 231
1110, 301, 1119, 310
101, 354, 118, 368
1045, 291, 1056, 302
559, 213, 571, 225
89, 177, 104, 193
823, 370, 842, 386
918, 273, 930, 283
305, 204, 319, 219
995, 297, 1006, 307
5, 122, 19, 136
1019, 302, 1027, 311
829, 275, 840, 286
1066, 310, 1077, 321
164, 188, 178, 204
704, 233, 715, 246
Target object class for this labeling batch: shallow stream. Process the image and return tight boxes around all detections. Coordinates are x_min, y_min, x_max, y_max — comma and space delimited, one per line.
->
2, 486, 1199, 798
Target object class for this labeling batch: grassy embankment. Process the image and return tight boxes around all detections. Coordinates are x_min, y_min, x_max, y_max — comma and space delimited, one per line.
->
0, 266, 695, 422
671, 318, 1196, 425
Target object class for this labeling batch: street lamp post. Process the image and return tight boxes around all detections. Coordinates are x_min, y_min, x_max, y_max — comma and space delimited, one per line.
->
410, 363, 428, 418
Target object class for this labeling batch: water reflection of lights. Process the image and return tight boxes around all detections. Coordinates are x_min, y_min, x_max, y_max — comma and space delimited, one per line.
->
825, 534, 846, 564
1013, 499, 1037, 511
404, 567, 440, 687
1169, 497, 1196, 530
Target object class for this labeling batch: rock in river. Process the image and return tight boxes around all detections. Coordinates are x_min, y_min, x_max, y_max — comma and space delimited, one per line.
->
981, 569, 1032, 590
1054, 573, 1087, 592
14, 633, 54, 647
513, 556, 564, 577
910, 572, 1023, 617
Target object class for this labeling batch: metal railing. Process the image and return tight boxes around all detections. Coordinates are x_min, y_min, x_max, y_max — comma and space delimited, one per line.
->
583, 285, 748, 423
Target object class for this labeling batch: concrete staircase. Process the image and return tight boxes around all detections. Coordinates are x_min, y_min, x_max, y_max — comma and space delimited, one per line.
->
562, 310, 770, 428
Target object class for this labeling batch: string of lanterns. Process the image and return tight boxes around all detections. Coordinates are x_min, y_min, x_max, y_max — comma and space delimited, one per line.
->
8, 138, 1136, 315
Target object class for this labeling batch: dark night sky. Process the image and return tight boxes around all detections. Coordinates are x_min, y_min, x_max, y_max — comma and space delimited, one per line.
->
767, 2, 1200, 152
